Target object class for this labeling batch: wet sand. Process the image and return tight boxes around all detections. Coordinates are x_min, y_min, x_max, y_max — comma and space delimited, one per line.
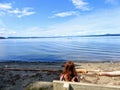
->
0, 61, 120, 90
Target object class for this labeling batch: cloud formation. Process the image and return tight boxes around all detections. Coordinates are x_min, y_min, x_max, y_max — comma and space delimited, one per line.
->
9, 7, 35, 18
46, 8, 120, 36
50, 11, 79, 18
50, 0, 91, 18
0, 3, 12, 10
0, 3, 35, 18
71, 0, 90, 11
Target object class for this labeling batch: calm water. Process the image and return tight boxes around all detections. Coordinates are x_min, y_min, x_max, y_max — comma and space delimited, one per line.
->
0, 36, 120, 62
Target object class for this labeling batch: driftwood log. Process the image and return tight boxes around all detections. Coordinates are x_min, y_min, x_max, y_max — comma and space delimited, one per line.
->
2, 68, 120, 77
98, 71, 120, 77
2, 68, 62, 72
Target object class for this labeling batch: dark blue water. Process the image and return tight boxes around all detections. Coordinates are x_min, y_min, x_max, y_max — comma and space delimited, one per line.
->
0, 36, 120, 62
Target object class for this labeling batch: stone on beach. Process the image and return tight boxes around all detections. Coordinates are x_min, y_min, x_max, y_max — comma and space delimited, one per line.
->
25, 81, 53, 90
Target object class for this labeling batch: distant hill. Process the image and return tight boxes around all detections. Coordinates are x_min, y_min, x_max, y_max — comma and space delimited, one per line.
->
1, 34, 120, 39
7, 37, 39, 39
84, 34, 120, 37
0, 37, 6, 39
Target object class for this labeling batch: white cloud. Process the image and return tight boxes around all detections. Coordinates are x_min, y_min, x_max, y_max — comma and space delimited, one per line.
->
0, 3, 12, 10
0, 3, 35, 18
8, 8, 20, 14
9, 7, 35, 18
71, 0, 90, 11
50, 11, 79, 18
0, 3, 12, 16
18, 8, 35, 18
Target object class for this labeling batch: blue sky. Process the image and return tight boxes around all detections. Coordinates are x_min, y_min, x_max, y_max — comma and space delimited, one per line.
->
0, 0, 120, 37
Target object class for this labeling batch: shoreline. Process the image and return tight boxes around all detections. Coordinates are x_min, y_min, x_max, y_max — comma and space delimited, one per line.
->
0, 61, 120, 90
0, 60, 120, 63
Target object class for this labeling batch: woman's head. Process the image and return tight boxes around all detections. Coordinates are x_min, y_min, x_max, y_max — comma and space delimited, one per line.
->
63, 61, 77, 76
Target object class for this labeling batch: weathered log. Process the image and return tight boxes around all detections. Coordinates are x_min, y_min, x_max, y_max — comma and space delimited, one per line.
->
76, 69, 120, 76
3, 68, 62, 72
98, 71, 120, 77
2, 68, 120, 77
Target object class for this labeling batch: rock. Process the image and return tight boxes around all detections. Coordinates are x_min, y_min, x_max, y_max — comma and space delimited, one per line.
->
25, 81, 53, 90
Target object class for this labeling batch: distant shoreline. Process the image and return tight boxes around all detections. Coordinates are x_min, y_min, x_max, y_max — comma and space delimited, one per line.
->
1, 34, 120, 39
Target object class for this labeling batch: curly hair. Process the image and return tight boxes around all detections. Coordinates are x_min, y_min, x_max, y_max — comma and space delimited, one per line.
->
62, 61, 77, 81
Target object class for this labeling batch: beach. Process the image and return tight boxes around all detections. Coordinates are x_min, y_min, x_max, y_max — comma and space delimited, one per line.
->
0, 61, 120, 90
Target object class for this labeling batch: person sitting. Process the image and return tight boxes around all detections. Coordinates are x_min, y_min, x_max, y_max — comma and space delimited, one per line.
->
60, 61, 80, 82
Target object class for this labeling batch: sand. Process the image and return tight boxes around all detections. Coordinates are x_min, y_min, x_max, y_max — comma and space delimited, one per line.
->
0, 61, 120, 90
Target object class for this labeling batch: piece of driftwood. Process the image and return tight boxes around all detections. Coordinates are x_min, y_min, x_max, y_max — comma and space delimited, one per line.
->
76, 69, 120, 77
2, 68, 120, 77
3, 68, 89, 73
98, 71, 120, 77
3, 68, 62, 72
76, 69, 100, 74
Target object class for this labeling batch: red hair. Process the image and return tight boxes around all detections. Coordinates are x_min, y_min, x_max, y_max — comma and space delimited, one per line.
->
62, 61, 77, 81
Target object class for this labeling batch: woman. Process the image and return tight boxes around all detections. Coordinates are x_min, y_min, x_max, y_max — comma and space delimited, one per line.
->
60, 61, 80, 82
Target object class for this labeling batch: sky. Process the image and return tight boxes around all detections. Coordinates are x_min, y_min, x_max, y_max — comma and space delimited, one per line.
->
0, 0, 120, 37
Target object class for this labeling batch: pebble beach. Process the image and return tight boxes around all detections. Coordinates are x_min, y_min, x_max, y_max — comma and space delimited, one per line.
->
0, 61, 120, 90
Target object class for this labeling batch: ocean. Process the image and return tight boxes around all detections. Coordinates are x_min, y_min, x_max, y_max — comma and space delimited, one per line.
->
0, 36, 120, 62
